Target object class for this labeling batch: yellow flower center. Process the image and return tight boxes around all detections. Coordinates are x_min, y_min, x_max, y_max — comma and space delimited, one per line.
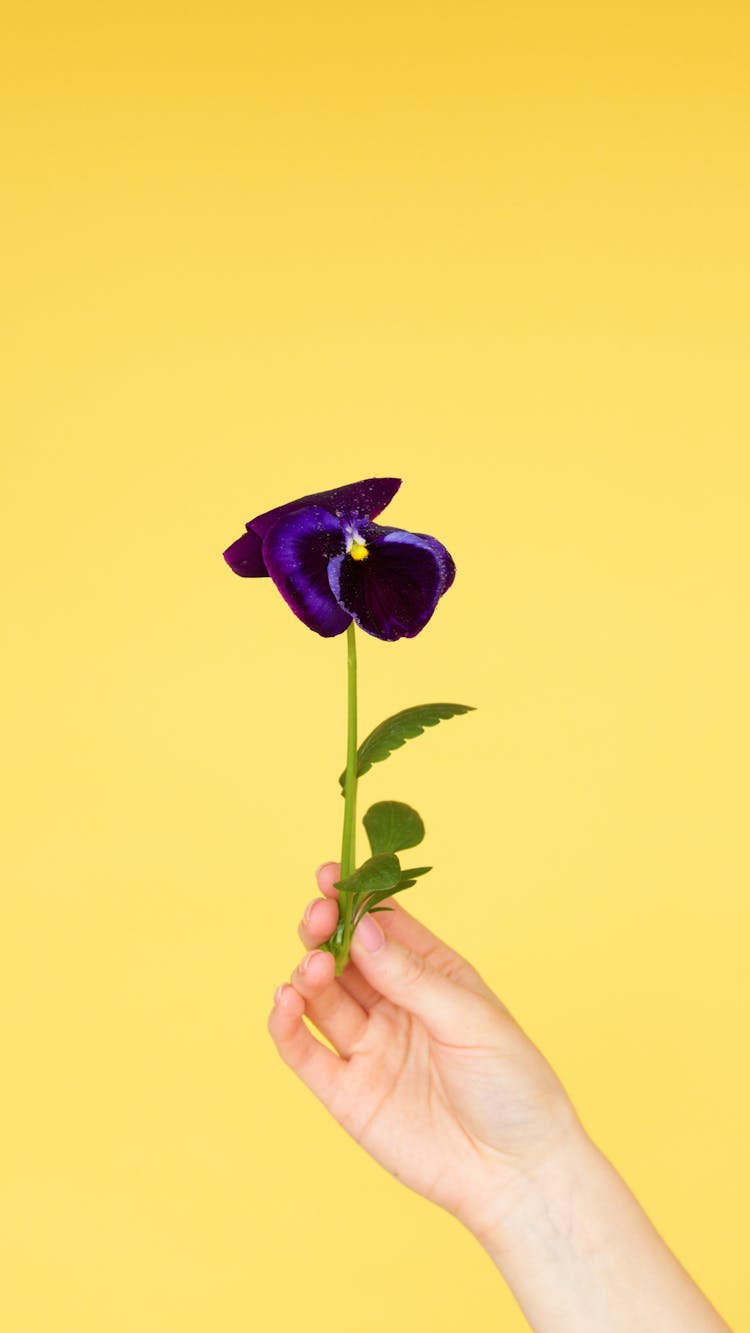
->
350, 540, 369, 561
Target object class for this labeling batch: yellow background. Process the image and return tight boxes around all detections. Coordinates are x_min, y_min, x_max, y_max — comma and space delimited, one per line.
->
2, 3, 748, 1329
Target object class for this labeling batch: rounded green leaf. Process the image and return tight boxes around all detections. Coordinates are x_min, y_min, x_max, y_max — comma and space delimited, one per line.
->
363, 801, 425, 857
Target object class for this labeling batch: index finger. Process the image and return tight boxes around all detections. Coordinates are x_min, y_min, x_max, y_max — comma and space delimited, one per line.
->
315, 861, 341, 898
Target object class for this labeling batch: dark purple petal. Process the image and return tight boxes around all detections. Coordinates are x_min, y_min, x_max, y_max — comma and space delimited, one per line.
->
223, 527, 268, 577
328, 529, 444, 641
411, 532, 456, 594
262, 506, 351, 637
249, 477, 401, 539
369, 525, 456, 595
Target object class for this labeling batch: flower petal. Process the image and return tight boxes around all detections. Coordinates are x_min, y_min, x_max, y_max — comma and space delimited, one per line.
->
328, 528, 445, 641
411, 532, 456, 594
373, 525, 456, 595
223, 527, 268, 577
249, 477, 401, 539
262, 506, 351, 637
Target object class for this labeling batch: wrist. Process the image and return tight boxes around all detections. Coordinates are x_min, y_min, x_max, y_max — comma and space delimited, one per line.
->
463, 1121, 731, 1333
464, 1126, 629, 1333
464, 1114, 598, 1263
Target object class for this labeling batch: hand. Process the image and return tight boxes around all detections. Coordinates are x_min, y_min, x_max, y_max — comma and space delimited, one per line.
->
268, 861, 583, 1237
269, 864, 732, 1332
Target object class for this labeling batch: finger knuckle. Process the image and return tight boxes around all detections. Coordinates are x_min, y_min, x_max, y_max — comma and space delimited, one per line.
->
399, 947, 428, 989
424, 942, 465, 982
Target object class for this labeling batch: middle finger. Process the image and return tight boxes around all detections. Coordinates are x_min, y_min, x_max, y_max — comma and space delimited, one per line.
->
290, 950, 369, 1056
298, 896, 339, 951
298, 897, 383, 1009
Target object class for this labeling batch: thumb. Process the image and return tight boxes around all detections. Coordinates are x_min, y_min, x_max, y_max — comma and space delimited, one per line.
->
350, 912, 497, 1044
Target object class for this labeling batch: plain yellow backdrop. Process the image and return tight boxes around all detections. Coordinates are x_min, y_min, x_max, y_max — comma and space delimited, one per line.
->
2, 3, 748, 1329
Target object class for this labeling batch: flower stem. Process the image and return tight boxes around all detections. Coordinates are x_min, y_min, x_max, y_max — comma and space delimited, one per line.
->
336, 621, 358, 973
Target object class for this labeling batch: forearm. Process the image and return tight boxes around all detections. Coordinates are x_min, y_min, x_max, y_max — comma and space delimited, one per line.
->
470, 1128, 731, 1333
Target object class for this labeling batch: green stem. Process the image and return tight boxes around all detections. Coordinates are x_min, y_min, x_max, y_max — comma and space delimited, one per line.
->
336, 622, 359, 973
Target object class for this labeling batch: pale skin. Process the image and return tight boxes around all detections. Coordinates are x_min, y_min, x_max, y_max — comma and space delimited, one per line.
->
268, 862, 732, 1333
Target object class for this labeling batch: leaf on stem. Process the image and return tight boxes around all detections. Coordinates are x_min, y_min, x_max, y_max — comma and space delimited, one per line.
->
338, 703, 475, 789
351, 866, 432, 928
333, 853, 402, 897
363, 800, 425, 856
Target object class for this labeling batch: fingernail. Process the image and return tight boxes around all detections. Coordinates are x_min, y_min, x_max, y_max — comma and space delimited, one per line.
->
300, 950, 319, 973
273, 984, 285, 1005
315, 862, 333, 876
303, 899, 317, 924
353, 913, 385, 954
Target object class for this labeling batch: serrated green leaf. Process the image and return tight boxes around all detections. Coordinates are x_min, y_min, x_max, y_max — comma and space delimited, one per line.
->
338, 702, 475, 789
363, 801, 425, 856
333, 853, 401, 897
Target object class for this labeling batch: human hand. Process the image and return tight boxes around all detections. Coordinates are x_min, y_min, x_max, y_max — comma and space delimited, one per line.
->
268, 861, 584, 1238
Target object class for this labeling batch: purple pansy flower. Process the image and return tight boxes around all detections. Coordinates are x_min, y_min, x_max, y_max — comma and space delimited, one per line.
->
223, 477, 455, 641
